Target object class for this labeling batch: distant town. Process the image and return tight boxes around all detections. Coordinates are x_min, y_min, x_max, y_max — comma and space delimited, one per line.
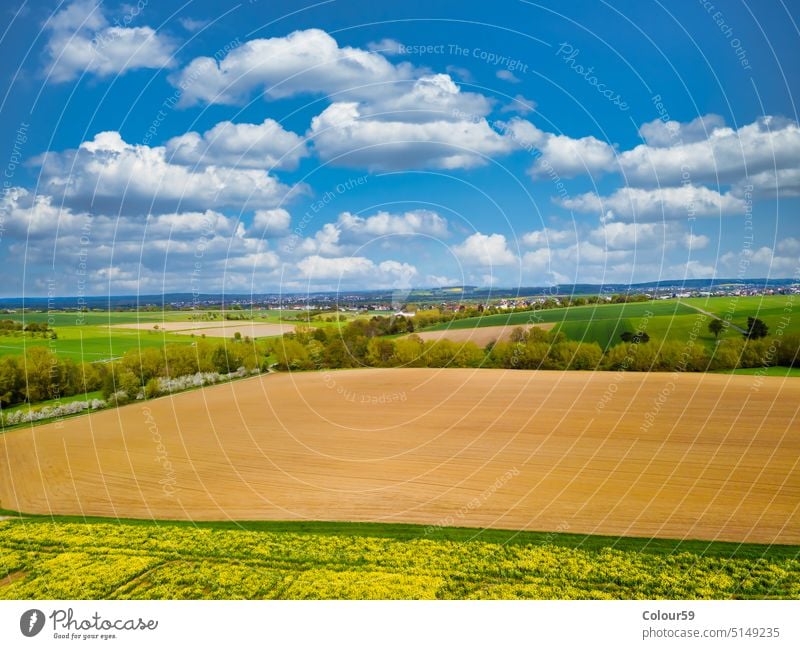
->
1, 278, 797, 315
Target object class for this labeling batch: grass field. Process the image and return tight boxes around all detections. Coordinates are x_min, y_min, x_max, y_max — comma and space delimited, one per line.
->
426, 300, 693, 331
423, 296, 800, 350
683, 295, 797, 326
2, 368, 797, 544
0, 310, 202, 326
425, 301, 699, 349
555, 317, 633, 349
0, 309, 383, 327
0, 326, 194, 360
8, 296, 796, 361
0, 309, 319, 325
0, 309, 373, 360
0, 517, 797, 599
725, 366, 800, 377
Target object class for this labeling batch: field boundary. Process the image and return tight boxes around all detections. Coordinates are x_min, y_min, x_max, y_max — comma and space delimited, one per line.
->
2, 509, 798, 560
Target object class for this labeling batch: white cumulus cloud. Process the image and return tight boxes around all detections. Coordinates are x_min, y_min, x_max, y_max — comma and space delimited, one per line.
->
310, 101, 512, 171
521, 228, 575, 248
561, 185, 744, 222
251, 209, 292, 237
38, 131, 302, 215
452, 232, 519, 267
637, 114, 726, 147
297, 255, 417, 286
44, 0, 175, 82
619, 116, 800, 188
171, 28, 415, 106
336, 209, 448, 239
165, 118, 307, 170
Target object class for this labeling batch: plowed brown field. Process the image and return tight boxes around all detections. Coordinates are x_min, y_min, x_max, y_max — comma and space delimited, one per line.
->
411, 323, 554, 346
1, 369, 798, 544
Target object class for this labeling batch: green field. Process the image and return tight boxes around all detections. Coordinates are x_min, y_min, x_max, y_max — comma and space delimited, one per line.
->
683, 294, 795, 315
0, 310, 226, 361
0, 311, 282, 361
555, 317, 633, 349
425, 301, 697, 349
683, 295, 797, 331
1, 309, 384, 327
725, 366, 800, 377
0, 309, 378, 361
0, 326, 194, 361
424, 296, 800, 350
0, 515, 797, 599
0, 309, 298, 327
4, 297, 798, 364
1, 310, 201, 326
426, 300, 693, 331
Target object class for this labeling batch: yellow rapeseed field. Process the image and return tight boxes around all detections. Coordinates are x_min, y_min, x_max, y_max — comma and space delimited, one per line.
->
1, 520, 798, 599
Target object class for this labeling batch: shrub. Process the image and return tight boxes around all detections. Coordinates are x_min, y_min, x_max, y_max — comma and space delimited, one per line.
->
1, 398, 108, 426
708, 338, 744, 371
275, 339, 311, 371
776, 333, 800, 367
558, 341, 603, 370
739, 338, 774, 368
156, 367, 253, 394
144, 378, 161, 399
108, 391, 130, 407
651, 340, 709, 372
366, 338, 396, 367
391, 336, 425, 367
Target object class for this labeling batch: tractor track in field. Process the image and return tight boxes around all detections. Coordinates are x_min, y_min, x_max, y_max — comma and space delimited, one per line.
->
677, 300, 748, 334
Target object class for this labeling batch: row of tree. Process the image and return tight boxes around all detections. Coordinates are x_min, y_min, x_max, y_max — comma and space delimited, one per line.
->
3, 315, 796, 412
273, 320, 800, 373
0, 339, 268, 410
0, 348, 101, 407
101, 340, 265, 399
0, 320, 55, 337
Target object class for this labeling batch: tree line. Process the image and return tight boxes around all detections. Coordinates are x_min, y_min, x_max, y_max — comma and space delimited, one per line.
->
0, 319, 55, 338
0, 339, 267, 410
2, 314, 797, 413
272, 318, 800, 373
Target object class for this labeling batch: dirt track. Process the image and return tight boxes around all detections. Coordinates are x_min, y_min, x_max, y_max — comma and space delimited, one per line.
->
1, 369, 798, 544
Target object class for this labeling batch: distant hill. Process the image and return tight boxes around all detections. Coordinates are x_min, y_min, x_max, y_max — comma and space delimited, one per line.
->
0, 278, 796, 309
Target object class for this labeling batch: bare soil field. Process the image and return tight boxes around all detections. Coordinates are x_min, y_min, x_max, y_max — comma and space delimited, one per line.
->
110, 321, 295, 338
1, 369, 798, 544
412, 323, 554, 346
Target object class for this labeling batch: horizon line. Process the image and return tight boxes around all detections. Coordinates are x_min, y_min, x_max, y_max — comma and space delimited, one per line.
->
1, 277, 797, 302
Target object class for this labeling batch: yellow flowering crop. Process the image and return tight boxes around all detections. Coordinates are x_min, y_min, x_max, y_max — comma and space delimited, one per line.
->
1, 520, 797, 599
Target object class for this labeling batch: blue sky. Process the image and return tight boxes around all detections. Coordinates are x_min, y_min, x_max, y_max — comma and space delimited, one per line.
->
0, 0, 798, 296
